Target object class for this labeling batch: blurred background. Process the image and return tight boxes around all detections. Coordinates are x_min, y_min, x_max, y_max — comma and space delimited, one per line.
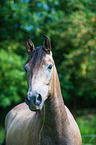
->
0, 0, 96, 144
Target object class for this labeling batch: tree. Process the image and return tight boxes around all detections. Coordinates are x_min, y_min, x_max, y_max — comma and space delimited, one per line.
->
0, 0, 96, 108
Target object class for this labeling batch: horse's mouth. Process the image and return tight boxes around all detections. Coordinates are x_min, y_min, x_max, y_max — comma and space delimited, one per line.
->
29, 105, 41, 112
26, 101, 42, 112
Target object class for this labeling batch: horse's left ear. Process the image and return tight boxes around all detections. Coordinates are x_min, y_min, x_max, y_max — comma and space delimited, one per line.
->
43, 34, 51, 54
26, 37, 35, 54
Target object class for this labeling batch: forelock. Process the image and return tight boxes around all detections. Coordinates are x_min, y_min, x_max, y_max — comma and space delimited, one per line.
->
25, 46, 47, 70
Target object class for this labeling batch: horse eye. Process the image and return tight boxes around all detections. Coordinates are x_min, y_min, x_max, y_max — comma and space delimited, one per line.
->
48, 64, 53, 70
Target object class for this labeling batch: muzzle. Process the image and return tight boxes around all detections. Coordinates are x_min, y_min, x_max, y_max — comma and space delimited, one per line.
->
25, 91, 42, 111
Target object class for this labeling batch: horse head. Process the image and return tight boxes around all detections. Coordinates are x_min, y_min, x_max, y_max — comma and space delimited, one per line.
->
24, 35, 54, 111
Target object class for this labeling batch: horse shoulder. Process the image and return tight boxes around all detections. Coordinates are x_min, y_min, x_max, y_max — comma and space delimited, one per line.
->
5, 103, 37, 145
5, 103, 31, 129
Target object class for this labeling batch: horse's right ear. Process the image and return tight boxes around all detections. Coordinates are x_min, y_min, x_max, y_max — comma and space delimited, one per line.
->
26, 37, 35, 54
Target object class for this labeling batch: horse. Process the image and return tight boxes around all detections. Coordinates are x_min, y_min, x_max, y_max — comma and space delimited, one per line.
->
5, 35, 82, 145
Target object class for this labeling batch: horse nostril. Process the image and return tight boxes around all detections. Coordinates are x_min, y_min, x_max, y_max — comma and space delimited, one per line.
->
36, 94, 42, 106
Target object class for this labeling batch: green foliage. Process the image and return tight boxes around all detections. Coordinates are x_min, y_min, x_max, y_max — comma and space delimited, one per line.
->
0, 45, 27, 107
0, 0, 96, 108
59, 6, 96, 107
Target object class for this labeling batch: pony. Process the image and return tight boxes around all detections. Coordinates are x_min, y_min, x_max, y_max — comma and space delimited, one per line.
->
5, 35, 82, 145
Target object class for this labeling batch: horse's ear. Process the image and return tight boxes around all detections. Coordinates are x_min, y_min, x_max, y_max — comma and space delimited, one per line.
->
26, 37, 35, 54
43, 34, 51, 54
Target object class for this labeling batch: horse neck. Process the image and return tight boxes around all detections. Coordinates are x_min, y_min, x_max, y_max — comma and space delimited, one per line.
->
41, 65, 69, 143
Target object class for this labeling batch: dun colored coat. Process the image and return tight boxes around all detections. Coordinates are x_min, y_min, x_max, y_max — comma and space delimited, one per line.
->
5, 35, 82, 145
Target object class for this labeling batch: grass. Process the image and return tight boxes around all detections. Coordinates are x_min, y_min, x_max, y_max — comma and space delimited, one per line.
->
76, 110, 96, 145
0, 127, 5, 145
0, 110, 96, 145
